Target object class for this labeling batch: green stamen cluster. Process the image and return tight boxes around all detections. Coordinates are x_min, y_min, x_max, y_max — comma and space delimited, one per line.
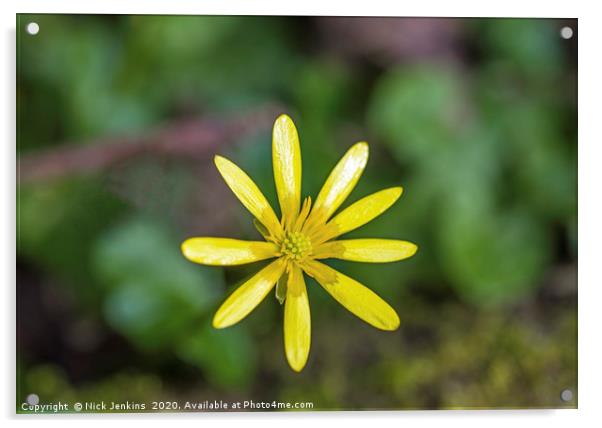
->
281, 232, 312, 261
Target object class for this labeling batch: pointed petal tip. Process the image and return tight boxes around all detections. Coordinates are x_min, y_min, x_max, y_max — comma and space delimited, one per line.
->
289, 362, 306, 373
212, 303, 234, 329
212, 315, 228, 329
353, 141, 369, 155
275, 113, 294, 124
384, 317, 401, 331
273, 114, 297, 137
384, 186, 404, 203
378, 308, 400, 331
180, 239, 192, 259
180, 238, 209, 263
350, 141, 369, 168
286, 355, 308, 372
212, 309, 238, 329
213, 154, 227, 168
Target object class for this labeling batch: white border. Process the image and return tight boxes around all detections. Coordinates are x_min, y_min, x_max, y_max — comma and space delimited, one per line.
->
4, 1, 601, 427
3, 0, 582, 17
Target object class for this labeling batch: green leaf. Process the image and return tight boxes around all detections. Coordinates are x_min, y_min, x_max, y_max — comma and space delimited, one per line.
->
176, 324, 257, 389
368, 66, 469, 165
92, 217, 223, 350
480, 19, 562, 78
17, 178, 125, 301
438, 200, 550, 306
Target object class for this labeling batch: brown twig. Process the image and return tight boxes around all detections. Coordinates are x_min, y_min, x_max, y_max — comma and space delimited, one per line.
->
18, 105, 283, 184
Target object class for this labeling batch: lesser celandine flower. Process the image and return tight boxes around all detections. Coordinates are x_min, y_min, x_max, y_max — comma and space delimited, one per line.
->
181, 115, 417, 372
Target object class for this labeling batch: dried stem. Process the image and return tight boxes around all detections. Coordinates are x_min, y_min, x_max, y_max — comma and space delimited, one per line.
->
18, 105, 282, 184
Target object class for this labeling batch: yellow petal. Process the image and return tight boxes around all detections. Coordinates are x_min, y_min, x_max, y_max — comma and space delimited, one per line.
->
284, 265, 311, 372
213, 258, 286, 328
313, 239, 418, 263
301, 260, 399, 331
214, 155, 283, 239
273, 114, 302, 228
310, 142, 369, 225
181, 237, 279, 266
292, 196, 312, 233
319, 187, 403, 243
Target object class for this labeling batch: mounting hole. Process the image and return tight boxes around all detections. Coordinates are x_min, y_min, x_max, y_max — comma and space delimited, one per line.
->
26, 393, 39, 405
560, 389, 573, 402
26, 22, 39, 35
560, 26, 573, 40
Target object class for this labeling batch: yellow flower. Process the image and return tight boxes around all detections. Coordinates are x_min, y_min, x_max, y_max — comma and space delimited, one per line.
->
181, 114, 417, 372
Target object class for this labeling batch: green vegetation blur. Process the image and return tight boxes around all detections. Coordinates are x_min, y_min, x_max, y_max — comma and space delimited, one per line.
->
17, 15, 576, 410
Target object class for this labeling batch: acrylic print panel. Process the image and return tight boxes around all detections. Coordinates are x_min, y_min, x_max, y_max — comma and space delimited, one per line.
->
16, 14, 577, 412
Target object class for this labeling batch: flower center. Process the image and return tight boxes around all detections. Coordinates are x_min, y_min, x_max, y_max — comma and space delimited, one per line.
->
280, 231, 312, 261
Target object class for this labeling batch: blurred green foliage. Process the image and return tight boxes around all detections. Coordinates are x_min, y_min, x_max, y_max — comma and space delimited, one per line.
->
23, 364, 165, 411
17, 15, 576, 410
93, 218, 220, 349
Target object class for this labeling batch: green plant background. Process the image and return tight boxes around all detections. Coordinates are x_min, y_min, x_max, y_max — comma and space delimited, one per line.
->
17, 15, 577, 411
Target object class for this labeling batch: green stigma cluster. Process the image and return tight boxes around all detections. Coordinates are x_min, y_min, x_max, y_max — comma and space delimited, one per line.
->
280, 232, 312, 261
